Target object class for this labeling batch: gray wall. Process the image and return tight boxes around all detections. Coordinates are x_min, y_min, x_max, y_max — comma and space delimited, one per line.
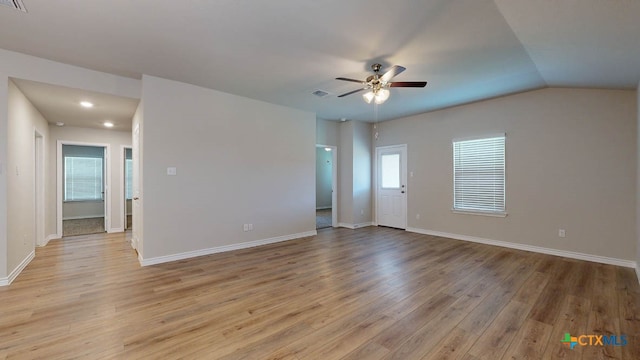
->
316, 147, 332, 209
339, 121, 355, 225
337, 120, 373, 227
377, 87, 636, 261
63, 201, 105, 220
0, 78, 6, 278
637, 81, 640, 277
316, 118, 339, 147
139, 75, 316, 260
353, 120, 372, 225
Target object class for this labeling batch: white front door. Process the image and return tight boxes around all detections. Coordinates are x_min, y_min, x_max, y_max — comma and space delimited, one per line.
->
376, 145, 407, 229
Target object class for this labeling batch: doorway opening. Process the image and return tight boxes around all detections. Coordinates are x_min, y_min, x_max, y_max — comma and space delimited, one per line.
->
316, 145, 337, 229
58, 142, 110, 237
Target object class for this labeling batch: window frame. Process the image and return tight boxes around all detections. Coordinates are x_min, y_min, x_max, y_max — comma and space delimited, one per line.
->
452, 134, 507, 217
63, 155, 105, 202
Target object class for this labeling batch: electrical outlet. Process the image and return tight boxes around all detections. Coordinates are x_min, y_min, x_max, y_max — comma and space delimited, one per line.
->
558, 229, 566, 238
243, 224, 249, 232
248, 224, 253, 231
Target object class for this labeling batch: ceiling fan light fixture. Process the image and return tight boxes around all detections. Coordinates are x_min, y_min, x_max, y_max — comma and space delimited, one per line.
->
336, 63, 426, 105
362, 91, 375, 104
375, 89, 390, 104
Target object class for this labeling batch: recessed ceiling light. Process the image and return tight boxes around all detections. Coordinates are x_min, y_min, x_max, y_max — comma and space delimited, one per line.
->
103, 122, 114, 128
80, 101, 94, 108
55, 122, 65, 127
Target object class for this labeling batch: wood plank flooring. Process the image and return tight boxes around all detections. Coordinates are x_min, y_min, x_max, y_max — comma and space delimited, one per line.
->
0, 227, 638, 359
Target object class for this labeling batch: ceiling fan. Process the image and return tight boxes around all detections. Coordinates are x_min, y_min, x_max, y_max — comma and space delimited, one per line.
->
336, 63, 427, 104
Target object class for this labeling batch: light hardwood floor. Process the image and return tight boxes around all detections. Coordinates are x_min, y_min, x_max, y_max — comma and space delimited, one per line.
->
0, 227, 638, 359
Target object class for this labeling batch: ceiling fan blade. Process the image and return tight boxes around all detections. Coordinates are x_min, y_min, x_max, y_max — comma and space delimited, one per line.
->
338, 88, 367, 97
380, 65, 406, 82
336, 77, 365, 84
390, 81, 427, 88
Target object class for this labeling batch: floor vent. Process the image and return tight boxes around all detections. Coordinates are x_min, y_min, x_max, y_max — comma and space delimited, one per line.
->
0, 0, 27, 12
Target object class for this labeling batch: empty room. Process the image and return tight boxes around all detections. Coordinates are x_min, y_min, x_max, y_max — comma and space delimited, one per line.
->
0, 1, 639, 359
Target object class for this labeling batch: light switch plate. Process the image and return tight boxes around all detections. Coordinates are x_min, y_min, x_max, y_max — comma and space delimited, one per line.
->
167, 167, 177, 176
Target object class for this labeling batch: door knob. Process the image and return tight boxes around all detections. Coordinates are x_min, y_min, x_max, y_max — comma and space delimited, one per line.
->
133, 197, 139, 200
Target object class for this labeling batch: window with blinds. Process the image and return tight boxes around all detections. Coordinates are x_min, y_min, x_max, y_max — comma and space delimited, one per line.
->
63, 145, 105, 202
453, 135, 506, 215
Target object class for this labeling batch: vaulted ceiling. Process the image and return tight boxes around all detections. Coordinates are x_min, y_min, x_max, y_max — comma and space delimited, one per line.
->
1, 0, 639, 123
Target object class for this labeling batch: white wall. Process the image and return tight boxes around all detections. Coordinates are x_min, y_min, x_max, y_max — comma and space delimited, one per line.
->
377, 88, 636, 262
316, 147, 333, 209
5, 80, 49, 277
139, 75, 316, 261
48, 126, 132, 234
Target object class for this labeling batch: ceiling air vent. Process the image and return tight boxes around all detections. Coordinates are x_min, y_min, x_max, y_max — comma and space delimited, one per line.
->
0, 0, 27, 12
312, 89, 330, 98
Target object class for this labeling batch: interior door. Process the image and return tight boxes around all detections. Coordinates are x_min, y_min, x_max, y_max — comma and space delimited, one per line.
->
376, 145, 407, 229
123, 147, 132, 230
132, 124, 141, 250
102, 146, 108, 232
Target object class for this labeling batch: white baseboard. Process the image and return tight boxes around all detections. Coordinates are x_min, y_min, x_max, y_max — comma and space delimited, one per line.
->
406, 227, 637, 269
338, 222, 374, 230
636, 266, 640, 285
139, 230, 318, 267
0, 250, 35, 286
108, 227, 124, 234
40, 234, 59, 247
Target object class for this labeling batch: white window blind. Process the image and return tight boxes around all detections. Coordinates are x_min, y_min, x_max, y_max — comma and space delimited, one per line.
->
453, 135, 505, 214
63, 145, 104, 202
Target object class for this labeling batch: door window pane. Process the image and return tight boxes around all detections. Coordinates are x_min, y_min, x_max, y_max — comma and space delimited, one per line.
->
381, 153, 400, 188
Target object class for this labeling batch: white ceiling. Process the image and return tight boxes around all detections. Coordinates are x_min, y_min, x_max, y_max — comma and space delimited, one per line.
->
11, 78, 139, 131
1, 0, 639, 125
